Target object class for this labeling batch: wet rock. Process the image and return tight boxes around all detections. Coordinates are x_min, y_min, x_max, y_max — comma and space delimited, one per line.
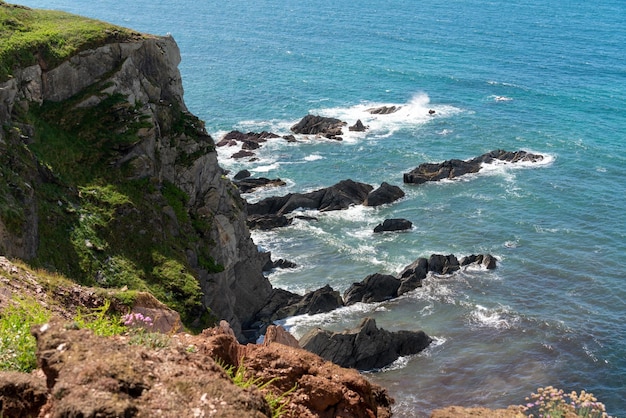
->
343, 273, 401, 305
397, 257, 429, 295
234, 177, 286, 193
367, 105, 400, 115
349, 119, 367, 131
233, 169, 251, 180
291, 114, 347, 139
263, 258, 298, 271
276, 284, 344, 318
459, 253, 497, 270
247, 214, 292, 230
428, 254, 460, 274
364, 182, 405, 207
231, 149, 256, 159
300, 317, 432, 370
373, 218, 413, 233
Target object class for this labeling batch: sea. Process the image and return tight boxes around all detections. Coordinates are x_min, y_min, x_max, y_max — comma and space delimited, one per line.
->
17, 0, 626, 416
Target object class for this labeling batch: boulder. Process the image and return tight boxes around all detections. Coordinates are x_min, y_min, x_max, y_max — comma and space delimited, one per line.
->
234, 177, 286, 193
276, 284, 344, 318
364, 182, 405, 207
231, 149, 255, 159
247, 179, 373, 216
404, 149, 545, 184
290, 114, 346, 139
397, 257, 429, 295
300, 317, 432, 370
233, 169, 251, 180
373, 218, 413, 233
282, 134, 297, 142
262, 258, 298, 271
343, 273, 400, 305
428, 254, 460, 274
367, 106, 400, 115
349, 119, 367, 132
459, 253, 497, 270
247, 214, 292, 230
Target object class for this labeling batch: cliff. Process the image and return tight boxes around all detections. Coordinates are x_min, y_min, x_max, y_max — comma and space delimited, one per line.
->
0, 2, 271, 340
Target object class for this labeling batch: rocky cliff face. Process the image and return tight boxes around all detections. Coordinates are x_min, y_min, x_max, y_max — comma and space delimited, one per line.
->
0, 32, 271, 340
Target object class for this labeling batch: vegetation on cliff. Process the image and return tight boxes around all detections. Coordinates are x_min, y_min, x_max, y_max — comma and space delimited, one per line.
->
0, 0, 140, 82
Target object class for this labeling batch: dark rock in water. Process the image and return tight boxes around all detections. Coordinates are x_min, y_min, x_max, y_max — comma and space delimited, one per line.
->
293, 215, 319, 222
349, 119, 367, 132
403, 149, 545, 184
247, 214, 292, 230
396, 257, 428, 296
263, 258, 297, 271
231, 150, 255, 159
247, 179, 373, 216
275, 284, 344, 319
234, 177, 286, 193
459, 253, 497, 270
373, 218, 413, 233
291, 114, 347, 139
343, 273, 400, 305
300, 317, 432, 370
255, 288, 303, 324
367, 105, 401, 115
283, 134, 297, 143
216, 138, 237, 147
428, 254, 460, 274
364, 182, 405, 207
222, 130, 279, 144
233, 169, 251, 180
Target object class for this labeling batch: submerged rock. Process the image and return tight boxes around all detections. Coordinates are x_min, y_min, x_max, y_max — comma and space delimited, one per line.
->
300, 317, 432, 370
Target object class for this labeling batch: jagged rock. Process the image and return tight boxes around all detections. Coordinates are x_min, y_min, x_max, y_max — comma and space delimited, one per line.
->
403, 149, 545, 184
459, 253, 497, 270
300, 317, 432, 370
373, 218, 413, 233
343, 273, 401, 305
221, 130, 280, 149
262, 258, 297, 271
247, 214, 292, 230
397, 257, 429, 295
263, 325, 300, 348
282, 134, 297, 142
276, 284, 344, 318
290, 114, 347, 139
255, 288, 304, 323
231, 149, 256, 159
233, 169, 251, 180
428, 254, 460, 274
364, 182, 405, 207
234, 177, 286, 193
0, 371, 48, 418
200, 324, 394, 418
349, 119, 367, 132
247, 179, 373, 216
367, 105, 400, 115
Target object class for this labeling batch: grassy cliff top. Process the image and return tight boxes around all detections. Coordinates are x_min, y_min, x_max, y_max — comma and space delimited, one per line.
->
0, 1, 142, 81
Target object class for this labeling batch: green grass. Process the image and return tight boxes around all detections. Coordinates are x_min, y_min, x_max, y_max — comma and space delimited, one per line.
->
73, 299, 126, 337
0, 1, 140, 81
0, 296, 50, 372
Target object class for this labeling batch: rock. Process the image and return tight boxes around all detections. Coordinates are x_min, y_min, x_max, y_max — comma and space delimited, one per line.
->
364, 182, 405, 207
290, 114, 347, 139
233, 169, 251, 180
247, 179, 373, 216
300, 317, 432, 370
397, 257, 429, 295
247, 214, 292, 230
367, 105, 401, 115
428, 254, 460, 274
234, 177, 286, 193
263, 257, 297, 271
459, 253, 497, 270
349, 119, 367, 132
0, 371, 48, 418
263, 325, 300, 348
221, 130, 280, 149
276, 284, 344, 318
404, 149, 545, 184
231, 149, 256, 159
373, 218, 413, 233
200, 326, 394, 418
283, 134, 297, 142
343, 273, 401, 305
255, 288, 304, 323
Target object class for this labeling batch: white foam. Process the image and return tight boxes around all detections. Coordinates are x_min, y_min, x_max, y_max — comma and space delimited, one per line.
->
467, 304, 519, 330
304, 154, 324, 161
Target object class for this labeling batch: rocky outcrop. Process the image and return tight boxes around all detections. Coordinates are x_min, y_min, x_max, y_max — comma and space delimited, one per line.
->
397, 257, 429, 295
0, 27, 272, 341
374, 218, 413, 233
291, 114, 347, 140
367, 106, 401, 115
248, 179, 374, 216
234, 176, 286, 193
364, 182, 405, 207
349, 119, 367, 132
344, 273, 400, 305
300, 317, 432, 370
403, 149, 545, 184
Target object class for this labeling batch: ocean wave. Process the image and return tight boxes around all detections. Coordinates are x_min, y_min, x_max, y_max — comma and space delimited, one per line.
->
467, 304, 520, 330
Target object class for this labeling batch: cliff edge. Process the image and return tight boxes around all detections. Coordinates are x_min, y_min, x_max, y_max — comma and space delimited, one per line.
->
0, 2, 271, 340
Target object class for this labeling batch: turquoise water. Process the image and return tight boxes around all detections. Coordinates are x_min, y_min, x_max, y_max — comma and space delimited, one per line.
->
19, 0, 626, 415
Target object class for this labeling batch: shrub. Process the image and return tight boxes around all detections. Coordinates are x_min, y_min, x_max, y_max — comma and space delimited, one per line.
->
523, 386, 612, 418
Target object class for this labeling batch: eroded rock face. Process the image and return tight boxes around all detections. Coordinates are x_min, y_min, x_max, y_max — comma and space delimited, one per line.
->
0, 371, 48, 418
300, 317, 432, 371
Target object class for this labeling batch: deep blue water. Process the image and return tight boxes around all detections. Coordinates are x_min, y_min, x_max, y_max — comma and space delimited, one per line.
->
18, 0, 626, 415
